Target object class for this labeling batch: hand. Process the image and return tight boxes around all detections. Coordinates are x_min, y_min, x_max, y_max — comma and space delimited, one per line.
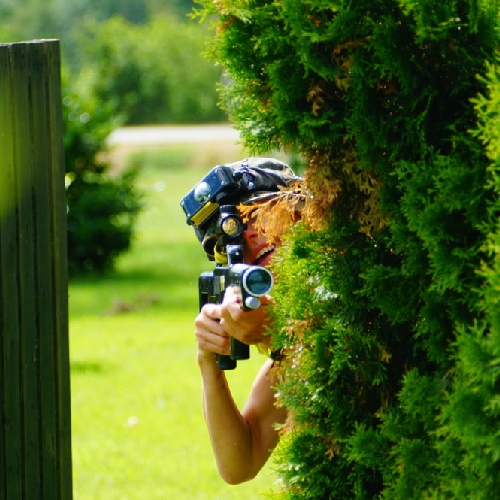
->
195, 302, 230, 364
194, 287, 274, 365
219, 286, 273, 346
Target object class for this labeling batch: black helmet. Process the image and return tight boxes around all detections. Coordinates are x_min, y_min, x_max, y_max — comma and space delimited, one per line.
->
180, 157, 301, 259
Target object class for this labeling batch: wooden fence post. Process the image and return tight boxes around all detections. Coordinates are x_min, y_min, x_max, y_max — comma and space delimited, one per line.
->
0, 40, 72, 500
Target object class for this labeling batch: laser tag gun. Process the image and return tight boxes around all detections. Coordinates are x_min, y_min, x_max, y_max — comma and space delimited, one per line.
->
198, 244, 274, 370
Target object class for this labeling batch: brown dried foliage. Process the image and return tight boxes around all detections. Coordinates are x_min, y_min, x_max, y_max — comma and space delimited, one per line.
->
308, 85, 326, 116
331, 38, 365, 92
303, 144, 387, 236
238, 143, 386, 243
237, 180, 305, 244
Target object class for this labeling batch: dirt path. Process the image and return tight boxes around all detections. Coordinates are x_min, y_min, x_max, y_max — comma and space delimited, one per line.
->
105, 124, 245, 169
107, 124, 240, 145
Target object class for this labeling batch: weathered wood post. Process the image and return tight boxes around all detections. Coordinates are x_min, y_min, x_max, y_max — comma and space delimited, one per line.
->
0, 40, 72, 500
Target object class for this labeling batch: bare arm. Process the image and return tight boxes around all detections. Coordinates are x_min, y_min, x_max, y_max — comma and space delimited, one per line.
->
194, 289, 286, 484
198, 356, 286, 484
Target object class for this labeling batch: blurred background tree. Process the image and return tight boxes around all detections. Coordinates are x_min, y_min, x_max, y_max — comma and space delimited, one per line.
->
73, 15, 225, 124
0, 0, 221, 124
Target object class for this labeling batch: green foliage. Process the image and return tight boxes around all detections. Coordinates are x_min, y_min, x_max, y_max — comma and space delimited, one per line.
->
196, 0, 500, 499
0, 0, 196, 40
0, 1, 222, 125
62, 72, 142, 274
433, 59, 500, 500
271, 221, 415, 499
75, 15, 225, 124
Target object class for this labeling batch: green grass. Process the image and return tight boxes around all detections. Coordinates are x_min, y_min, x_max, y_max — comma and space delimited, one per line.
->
70, 146, 280, 500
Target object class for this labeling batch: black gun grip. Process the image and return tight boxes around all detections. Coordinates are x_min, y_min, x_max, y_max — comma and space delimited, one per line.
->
217, 354, 237, 370
231, 337, 249, 360
217, 339, 248, 369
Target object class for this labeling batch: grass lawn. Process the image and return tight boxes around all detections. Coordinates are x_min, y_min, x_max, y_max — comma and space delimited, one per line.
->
69, 142, 281, 499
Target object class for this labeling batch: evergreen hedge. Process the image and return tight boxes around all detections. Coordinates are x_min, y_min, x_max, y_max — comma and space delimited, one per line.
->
196, 1, 500, 498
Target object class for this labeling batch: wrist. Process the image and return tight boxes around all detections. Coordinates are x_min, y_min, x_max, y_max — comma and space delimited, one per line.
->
197, 351, 219, 369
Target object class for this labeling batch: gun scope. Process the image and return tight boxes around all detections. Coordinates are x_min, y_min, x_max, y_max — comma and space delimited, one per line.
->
228, 264, 274, 310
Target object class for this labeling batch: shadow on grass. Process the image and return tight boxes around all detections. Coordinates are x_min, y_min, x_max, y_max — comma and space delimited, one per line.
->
70, 266, 190, 286
70, 360, 106, 375
68, 253, 208, 317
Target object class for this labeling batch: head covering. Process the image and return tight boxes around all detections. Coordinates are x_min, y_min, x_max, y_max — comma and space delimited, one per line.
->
180, 157, 301, 260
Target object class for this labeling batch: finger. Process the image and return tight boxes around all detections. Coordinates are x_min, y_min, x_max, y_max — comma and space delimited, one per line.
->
222, 286, 243, 309
219, 317, 238, 338
202, 303, 224, 320
197, 329, 230, 355
195, 315, 229, 342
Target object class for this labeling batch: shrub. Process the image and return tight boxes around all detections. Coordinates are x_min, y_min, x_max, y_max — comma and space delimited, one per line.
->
62, 71, 142, 274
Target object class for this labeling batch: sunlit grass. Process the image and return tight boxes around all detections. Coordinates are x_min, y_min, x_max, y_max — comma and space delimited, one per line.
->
69, 145, 280, 500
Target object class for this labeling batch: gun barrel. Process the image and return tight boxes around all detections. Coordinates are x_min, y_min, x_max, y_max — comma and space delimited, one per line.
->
241, 266, 273, 297
244, 296, 261, 310
227, 264, 273, 310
